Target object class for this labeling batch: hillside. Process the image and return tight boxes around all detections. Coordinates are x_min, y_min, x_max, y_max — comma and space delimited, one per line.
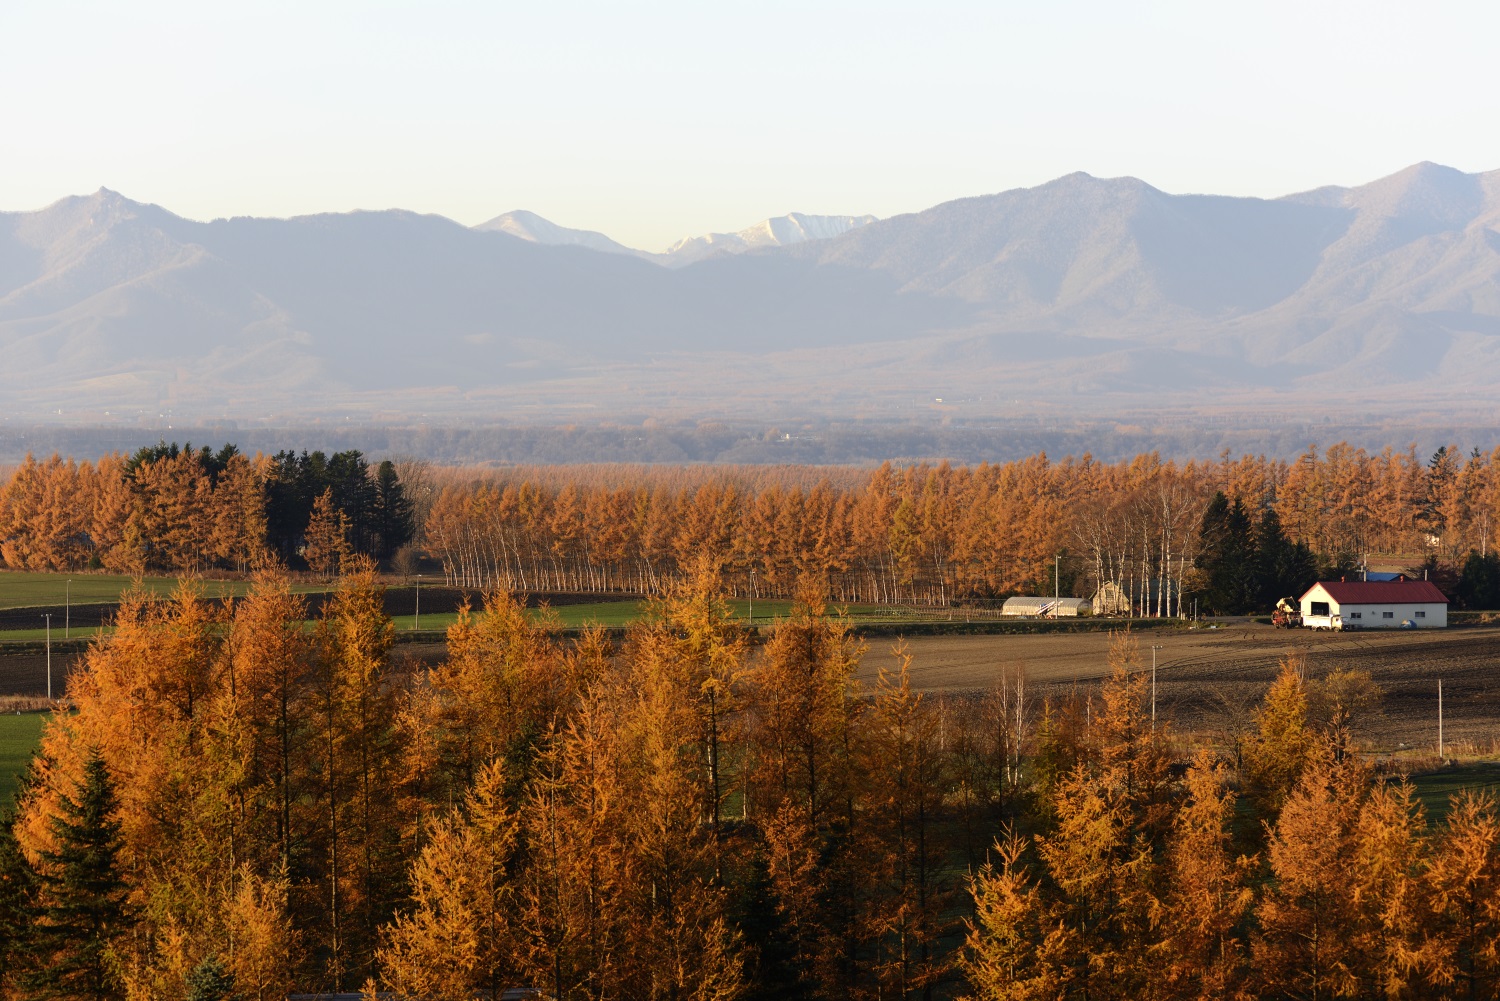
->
1, 163, 1498, 422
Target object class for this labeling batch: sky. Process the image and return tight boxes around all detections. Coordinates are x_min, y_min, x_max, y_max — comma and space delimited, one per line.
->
2, 0, 1499, 251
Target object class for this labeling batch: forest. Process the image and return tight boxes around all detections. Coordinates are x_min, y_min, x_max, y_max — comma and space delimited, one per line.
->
0, 445, 415, 577
6, 441, 1500, 613
0, 566, 1496, 1000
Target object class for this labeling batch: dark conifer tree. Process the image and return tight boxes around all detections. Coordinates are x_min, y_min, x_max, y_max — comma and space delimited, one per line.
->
185, 954, 237, 1001
1456, 550, 1500, 610
0, 804, 37, 993
1195, 492, 1256, 613
373, 460, 415, 561
1252, 507, 1318, 612
27, 752, 133, 1001
327, 451, 377, 555
266, 450, 327, 562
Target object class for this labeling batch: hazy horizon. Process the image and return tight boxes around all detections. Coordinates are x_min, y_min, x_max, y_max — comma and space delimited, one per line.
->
4, 1, 1500, 249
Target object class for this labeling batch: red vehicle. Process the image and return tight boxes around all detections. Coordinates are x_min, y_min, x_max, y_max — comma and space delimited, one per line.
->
1272, 596, 1302, 629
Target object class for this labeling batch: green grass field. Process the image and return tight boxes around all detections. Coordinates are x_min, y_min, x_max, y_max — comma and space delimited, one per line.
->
0, 577, 957, 644
0, 570, 1151, 647
0, 713, 48, 807
0, 570, 324, 611
1, 571, 181, 610
1407, 762, 1500, 824
0, 626, 112, 643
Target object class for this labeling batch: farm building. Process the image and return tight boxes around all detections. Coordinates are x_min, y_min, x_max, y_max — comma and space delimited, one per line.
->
1001, 596, 1091, 617
1298, 579, 1448, 630
1091, 581, 1131, 616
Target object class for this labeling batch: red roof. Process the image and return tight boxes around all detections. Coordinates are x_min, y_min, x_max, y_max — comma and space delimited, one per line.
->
1300, 580, 1448, 605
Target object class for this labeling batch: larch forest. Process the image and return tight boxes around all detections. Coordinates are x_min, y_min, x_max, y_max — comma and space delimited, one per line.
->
0, 443, 1497, 999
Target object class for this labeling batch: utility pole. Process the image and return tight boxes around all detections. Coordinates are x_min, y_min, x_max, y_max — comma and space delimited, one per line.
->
43, 613, 52, 702
749, 567, 756, 626
66, 579, 71, 638
1054, 555, 1060, 617
414, 574, 421, 631
1151, 644, 1163, 727
1438, 679, 1444, 760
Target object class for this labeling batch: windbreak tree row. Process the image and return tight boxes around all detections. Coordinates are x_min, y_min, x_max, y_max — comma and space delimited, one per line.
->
5, 440, 1500, 610
425, 444, 1500, 611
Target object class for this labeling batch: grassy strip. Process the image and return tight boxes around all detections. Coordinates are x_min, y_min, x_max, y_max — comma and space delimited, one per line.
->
0, 571, 186, 609
0, 591, 1194, 646
1406, 762, 1500, 825
0, 571, 257, 609
0, 713, 48, 807
0, 570, 334, 612
0, 628, 111, 645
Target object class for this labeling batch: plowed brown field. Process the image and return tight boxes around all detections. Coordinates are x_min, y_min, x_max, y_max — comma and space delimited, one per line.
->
5, 622, 1495, 751
857, 624, 1500, 750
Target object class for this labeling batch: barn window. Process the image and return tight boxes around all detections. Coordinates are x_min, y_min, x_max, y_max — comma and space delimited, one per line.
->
1348, 612, 1362, 619
1310, 601, 1329, 616
1382, 611, 1394, 619
1415, 610, 1426, 618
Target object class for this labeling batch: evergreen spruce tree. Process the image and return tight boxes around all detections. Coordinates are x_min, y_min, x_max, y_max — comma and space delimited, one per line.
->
327, 451, 377, 555
1456, 550, 1500, 610
27, 752, 132, 1001
373, 460, 415, 561
185, 954, 237, 1001
1195, 492, 1255, 614
1251, 507, 1318, 612
0, 804, 38, 993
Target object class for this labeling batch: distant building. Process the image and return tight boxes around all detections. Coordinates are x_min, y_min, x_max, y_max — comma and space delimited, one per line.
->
1091, 581, 1131, 616
1001, 596, 1091, 617
1298, 579, 1448, 630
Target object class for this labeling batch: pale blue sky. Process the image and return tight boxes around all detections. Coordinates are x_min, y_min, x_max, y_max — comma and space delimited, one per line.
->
2, 0, 1497, 250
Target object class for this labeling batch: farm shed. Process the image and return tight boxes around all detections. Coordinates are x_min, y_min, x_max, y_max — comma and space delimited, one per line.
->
1092, 581, 1131, 616
1298, 579, 1448, 630
1001, 596, 1091, 617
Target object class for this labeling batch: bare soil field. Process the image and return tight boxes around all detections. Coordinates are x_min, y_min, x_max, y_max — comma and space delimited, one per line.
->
858, 624, 1500, 750
0, 648, 89, 698
4, 621, 1495, 753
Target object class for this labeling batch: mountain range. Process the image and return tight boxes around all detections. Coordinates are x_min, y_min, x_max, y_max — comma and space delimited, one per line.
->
2, 162, 1499, 424
474, 209, 877, 267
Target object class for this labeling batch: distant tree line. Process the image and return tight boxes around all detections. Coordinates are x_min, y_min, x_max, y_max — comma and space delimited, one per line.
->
0, 443, 414, 574
11, 440, 1500, 610
424, 444, 1500, 613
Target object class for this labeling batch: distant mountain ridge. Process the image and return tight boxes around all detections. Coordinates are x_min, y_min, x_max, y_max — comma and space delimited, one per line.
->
474, 209, 646, 259
2, 163, 1499, 423
659, 212, 878, 265
474, 208, 878, 266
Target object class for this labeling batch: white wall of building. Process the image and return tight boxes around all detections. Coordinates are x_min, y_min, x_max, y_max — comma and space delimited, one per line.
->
1300, 585, 1447, 629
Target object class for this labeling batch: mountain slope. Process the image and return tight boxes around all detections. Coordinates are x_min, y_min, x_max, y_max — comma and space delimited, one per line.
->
0, 191, 955, 414
2, 164, 1499, 421
662, 212, 878, 265
471, 209, 880, 266
473, 209, 649, 259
